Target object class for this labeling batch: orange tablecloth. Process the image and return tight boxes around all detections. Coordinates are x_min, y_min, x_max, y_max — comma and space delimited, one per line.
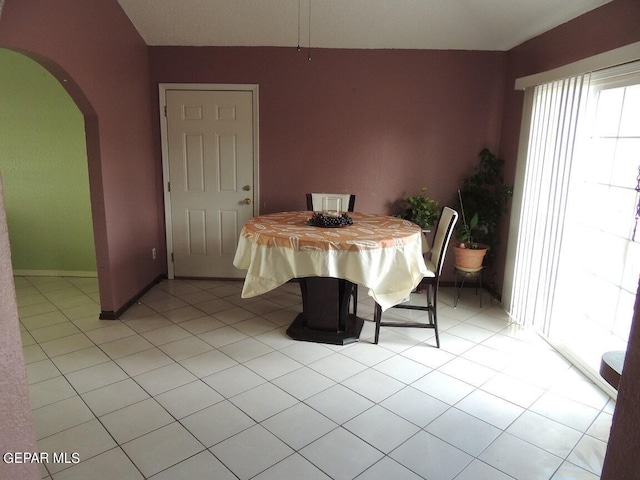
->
233, 211, 429, 310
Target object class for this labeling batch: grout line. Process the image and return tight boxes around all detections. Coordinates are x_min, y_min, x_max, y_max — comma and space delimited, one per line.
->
18, 276, 609, 480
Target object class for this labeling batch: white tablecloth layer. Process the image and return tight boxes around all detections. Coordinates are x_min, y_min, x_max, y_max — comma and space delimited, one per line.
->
233, 211, 430, 311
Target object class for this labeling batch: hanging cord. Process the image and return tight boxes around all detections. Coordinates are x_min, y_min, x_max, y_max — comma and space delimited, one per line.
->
633, 165, 640, 241
307, 0, 312, 60
296, 0, 301, 51
457, 190, 468, 228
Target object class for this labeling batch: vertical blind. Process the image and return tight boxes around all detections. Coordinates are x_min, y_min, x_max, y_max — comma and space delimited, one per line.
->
508, 73, 590, 334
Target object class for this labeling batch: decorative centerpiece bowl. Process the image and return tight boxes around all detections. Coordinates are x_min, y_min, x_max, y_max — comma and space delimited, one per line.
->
308, 212, 353, 228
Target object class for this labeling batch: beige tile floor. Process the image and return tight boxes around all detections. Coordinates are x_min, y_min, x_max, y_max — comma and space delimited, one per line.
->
15, 276, 613, 479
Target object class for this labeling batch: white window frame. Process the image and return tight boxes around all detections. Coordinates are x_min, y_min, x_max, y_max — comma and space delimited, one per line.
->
504, 47, 640, 398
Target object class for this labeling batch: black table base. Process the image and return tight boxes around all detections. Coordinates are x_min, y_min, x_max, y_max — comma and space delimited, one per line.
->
286, 277, 364, 345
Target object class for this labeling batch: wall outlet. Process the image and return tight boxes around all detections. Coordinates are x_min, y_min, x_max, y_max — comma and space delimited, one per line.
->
152, 247, 157, 260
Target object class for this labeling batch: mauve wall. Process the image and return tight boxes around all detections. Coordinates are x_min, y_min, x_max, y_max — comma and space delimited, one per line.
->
602, 282, 640, 477
0, 177, 38, 480
149, 47, 506, 283
150, 47, 505, 214
0, 0, 165, 314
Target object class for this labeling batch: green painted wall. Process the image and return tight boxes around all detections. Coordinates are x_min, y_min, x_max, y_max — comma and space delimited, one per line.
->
0, 49, 96, 273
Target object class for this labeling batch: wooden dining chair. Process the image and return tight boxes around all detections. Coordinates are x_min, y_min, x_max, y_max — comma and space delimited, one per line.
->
306, 193, 356, 213
306, 192, 358, 315
373, 206, 458, 348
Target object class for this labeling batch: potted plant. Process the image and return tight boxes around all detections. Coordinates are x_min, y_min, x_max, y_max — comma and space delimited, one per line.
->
454, 190, 489, 271
397, 187, 439, 230
454, 149, 513, 271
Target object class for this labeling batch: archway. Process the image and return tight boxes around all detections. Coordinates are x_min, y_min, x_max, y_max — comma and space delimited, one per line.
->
0, 48, 97, 277
0, 46, 107, 480
0, 47, 109, 308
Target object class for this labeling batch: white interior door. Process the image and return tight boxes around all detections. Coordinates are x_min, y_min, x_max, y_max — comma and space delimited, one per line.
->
165, 88, 256, 278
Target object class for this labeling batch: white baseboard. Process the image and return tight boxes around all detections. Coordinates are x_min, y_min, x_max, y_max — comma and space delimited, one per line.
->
13, 270, 98, 278
542, 336, 618, 401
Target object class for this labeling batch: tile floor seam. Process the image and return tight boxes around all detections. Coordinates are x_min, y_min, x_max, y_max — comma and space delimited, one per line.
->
17, 276, 611, 480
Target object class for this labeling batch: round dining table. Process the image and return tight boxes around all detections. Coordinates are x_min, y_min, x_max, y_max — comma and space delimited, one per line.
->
233, 211, 429, 344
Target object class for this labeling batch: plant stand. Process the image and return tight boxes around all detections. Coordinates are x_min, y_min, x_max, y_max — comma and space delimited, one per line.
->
453, 267, 483, 308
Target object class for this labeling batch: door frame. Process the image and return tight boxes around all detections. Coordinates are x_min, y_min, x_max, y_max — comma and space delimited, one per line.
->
159, 83, 260, 279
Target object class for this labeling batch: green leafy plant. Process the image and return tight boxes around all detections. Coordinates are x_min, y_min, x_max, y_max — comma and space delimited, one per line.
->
456, 193, 479, 247
398, 188, 440, 229
456, 149, 513, 250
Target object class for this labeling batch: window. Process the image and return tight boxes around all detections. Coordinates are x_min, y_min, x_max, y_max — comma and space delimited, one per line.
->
552, 71, 640, 370
506, 61, 640, 388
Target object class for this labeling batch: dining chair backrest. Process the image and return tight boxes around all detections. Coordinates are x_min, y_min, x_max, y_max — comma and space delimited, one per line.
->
306, 193, 356, 212
430, 207, 458, 277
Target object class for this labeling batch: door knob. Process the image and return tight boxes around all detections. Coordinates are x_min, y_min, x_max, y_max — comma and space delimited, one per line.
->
243, 198, 252, 205
242, 185, 251, 191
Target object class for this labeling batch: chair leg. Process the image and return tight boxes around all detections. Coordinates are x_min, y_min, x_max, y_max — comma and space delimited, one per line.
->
425, 283, 433, 324
432, 284, 440, 348
373, 303, 382, 344
425, 283, 440, 348
375, 286, 440, 348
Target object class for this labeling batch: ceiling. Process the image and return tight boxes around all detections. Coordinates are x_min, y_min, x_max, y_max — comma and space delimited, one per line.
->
117, 0, 611, 52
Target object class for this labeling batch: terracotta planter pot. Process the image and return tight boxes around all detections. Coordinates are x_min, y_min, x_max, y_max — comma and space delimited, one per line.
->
453, 244, 489, 271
